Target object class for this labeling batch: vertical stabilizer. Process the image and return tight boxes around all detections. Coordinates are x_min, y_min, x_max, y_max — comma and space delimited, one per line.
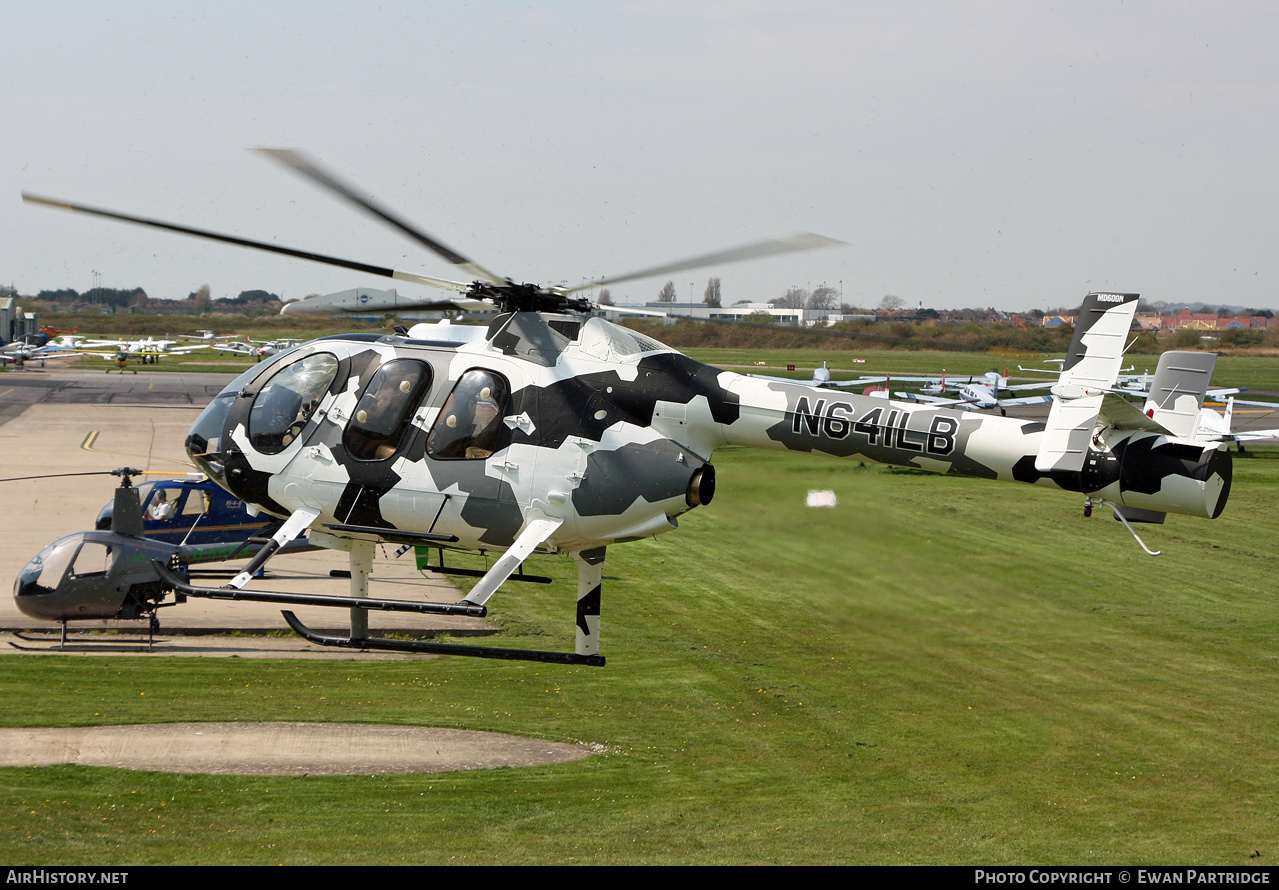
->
1035, 292, 1140, 472
1141, 351, 1218, 439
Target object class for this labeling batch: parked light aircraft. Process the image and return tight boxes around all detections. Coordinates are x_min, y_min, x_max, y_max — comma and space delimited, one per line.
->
18, 150, 1234, 664
213, 338, 302, 361
63, 338, 212, 364
0, 341, 87, 366
748, 361, 887, 389
892, 369, 1054, 414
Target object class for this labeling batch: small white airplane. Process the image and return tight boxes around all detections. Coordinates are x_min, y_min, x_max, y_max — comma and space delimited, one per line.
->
894, 369, 1053, 414
1190, 396, 1279, 444
212, 338, 301, 360
73, 336, 211, 356
1195, 398, 1259, 442
0, 342, 85, 366
748, 361, 889, 390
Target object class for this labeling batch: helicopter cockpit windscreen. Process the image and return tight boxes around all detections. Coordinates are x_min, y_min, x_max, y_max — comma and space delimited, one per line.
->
14, 534, 110, 599
247, 353, 339, 454
186, 360, 279, 481
140, 485, 207, 522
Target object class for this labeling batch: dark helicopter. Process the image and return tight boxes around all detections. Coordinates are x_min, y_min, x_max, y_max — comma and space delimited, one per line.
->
14, 470, 190, 642
8, 470, 319, 642
13, 468, 471, 648
17, 150, 1233, 665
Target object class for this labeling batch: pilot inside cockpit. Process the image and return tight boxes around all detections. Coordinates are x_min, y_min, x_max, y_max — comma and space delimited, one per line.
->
146, 489, 175, 521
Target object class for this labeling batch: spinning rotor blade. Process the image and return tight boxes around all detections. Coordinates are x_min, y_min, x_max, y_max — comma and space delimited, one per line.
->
255, 147, 508, 287
566, 232, 846, 293
21, 193, 471, 294
280, 290, 494, 315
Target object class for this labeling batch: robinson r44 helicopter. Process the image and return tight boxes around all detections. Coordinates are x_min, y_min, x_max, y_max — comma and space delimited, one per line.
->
18, 150, 1233, 665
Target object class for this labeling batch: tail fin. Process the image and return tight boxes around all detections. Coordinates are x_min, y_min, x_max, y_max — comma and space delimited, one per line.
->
1035, 292, 1141, 472
1142, 351, 1218, 438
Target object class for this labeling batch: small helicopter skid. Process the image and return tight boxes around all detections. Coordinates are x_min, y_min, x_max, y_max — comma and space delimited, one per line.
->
418, 546, 554, 585
9, 613, 166, 652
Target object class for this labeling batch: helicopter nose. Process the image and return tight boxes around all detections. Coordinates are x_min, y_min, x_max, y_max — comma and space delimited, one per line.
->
185, 389, 236, 486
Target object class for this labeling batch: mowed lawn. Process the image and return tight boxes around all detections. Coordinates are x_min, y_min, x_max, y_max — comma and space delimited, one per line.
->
1, 441, 1276, 865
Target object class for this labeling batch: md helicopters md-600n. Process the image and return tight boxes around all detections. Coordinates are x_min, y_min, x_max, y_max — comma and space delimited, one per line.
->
16, 150, 1232, 665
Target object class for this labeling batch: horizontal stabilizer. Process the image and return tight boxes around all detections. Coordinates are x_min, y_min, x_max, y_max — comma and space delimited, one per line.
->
1097, 392, 1174, 436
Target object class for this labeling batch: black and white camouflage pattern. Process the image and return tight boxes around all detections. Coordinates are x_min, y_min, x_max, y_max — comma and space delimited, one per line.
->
187, 312, 1231, 561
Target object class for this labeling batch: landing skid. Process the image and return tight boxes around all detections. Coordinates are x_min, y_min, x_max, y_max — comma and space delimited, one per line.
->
282, 611, 605, 666
9, 616, 162, 651
279, 538, 609, 667
152, 560, 486, 617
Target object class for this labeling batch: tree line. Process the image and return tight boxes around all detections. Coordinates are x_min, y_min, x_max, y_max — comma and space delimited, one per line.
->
23, 286, 285, 316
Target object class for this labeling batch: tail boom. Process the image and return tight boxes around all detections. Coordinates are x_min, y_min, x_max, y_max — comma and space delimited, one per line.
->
718, 374, 1230, 520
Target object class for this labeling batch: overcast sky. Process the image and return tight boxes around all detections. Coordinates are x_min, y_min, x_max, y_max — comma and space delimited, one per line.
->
4, 1, 1277, 312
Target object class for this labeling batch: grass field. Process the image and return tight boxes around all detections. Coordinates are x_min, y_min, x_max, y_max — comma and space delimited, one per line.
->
2, 440, 1277, 865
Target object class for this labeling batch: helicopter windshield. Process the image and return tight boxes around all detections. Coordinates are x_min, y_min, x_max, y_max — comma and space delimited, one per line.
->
186, 361, 270, 482
249, 353, 339, 454
14, 534, 86, 597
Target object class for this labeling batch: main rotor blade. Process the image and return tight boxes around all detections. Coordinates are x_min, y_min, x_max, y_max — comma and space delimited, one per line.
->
566, 232, 846, 293
255, 147, 508, 287
22, 193, 470, 293
281, 290, 493, 315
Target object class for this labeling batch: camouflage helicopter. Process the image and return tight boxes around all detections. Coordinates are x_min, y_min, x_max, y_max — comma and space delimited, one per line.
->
18, 150, 1233, 666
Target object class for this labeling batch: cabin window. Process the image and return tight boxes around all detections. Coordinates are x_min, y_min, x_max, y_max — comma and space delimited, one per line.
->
180, 490, 210, 517
343, 360, 433, 461
248, 353, 339, 454
69, 541, 114, 579
426, 369, 510, 460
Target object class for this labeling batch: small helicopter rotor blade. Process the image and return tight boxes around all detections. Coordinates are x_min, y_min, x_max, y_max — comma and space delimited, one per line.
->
566, 232, 846, 293
0, 470, 122, 484
254, 147, 508, 288
22, 193, 471, 295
